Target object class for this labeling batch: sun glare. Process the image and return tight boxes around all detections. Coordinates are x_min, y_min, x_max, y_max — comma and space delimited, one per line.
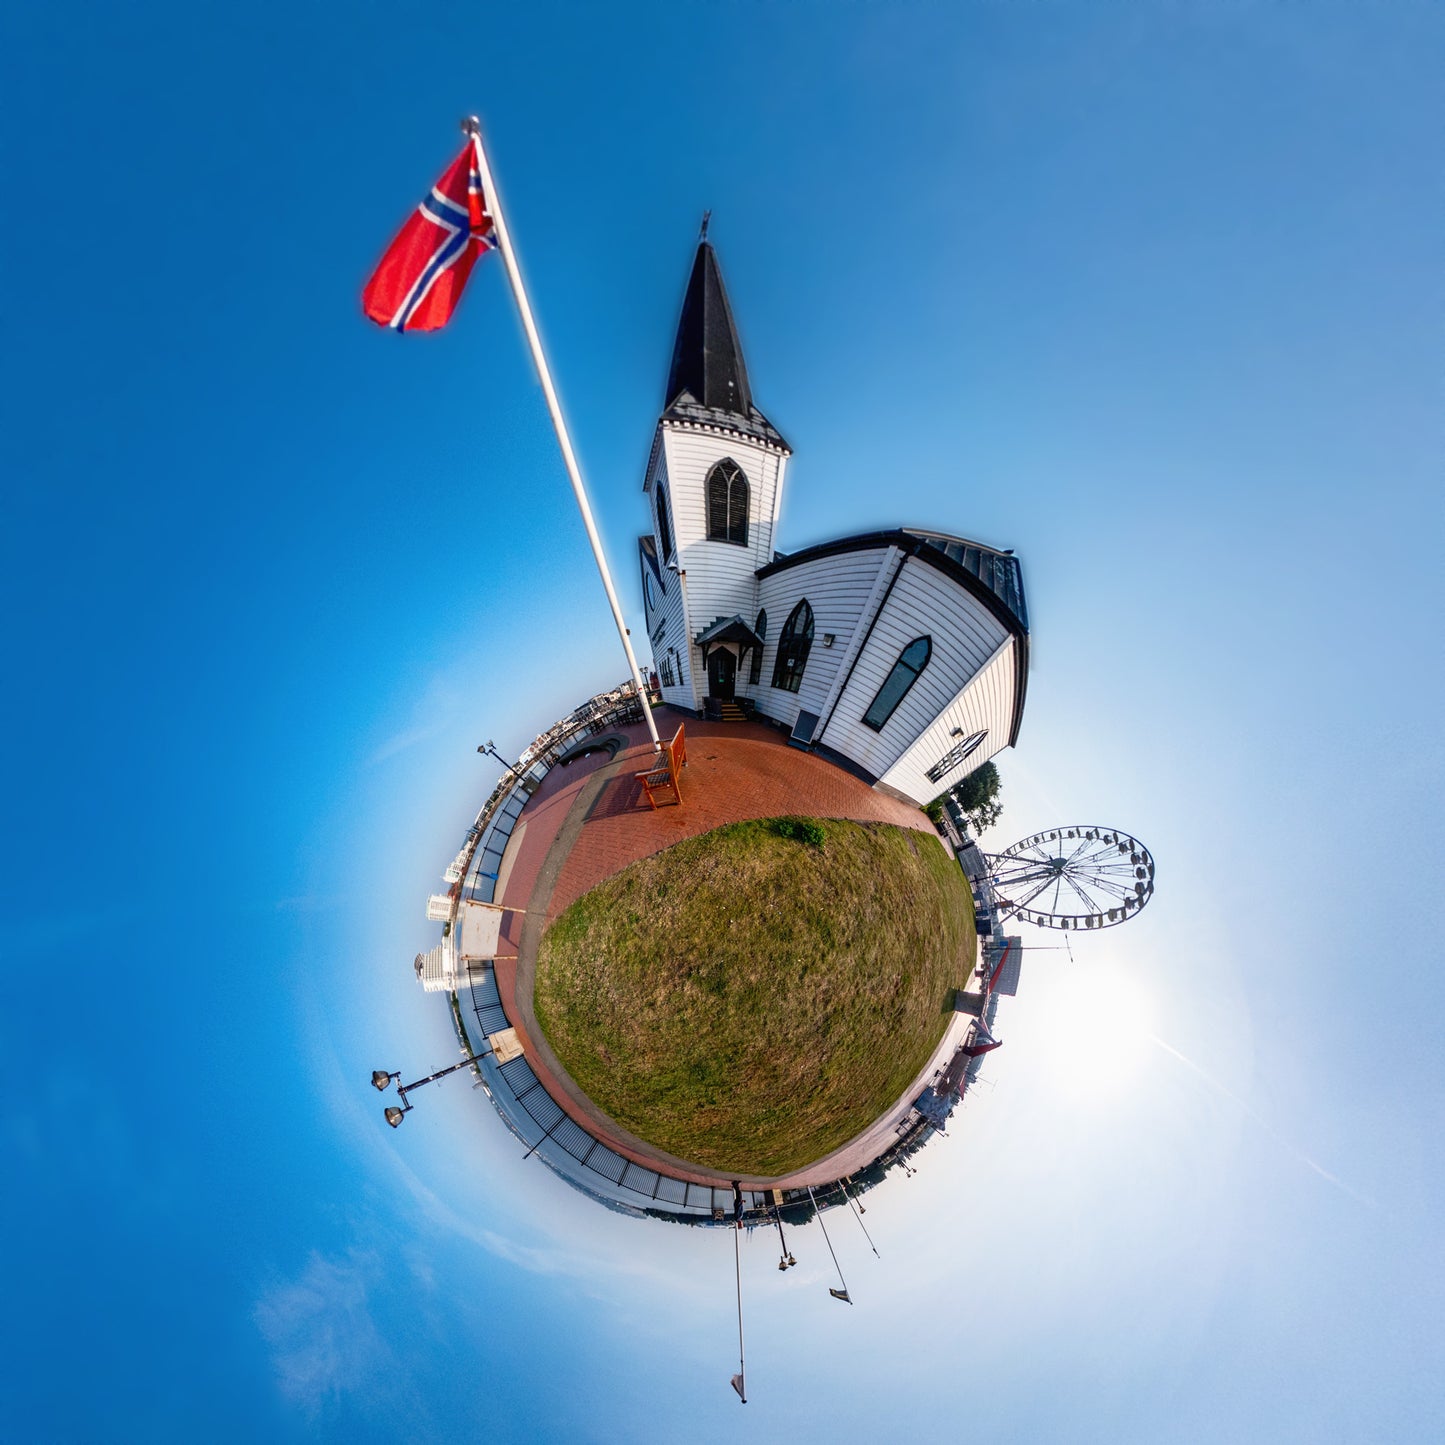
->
1008, 953, 1161, 1102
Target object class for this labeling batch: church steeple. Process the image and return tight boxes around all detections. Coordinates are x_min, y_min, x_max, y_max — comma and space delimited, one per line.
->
665, 240, 753, 414
662, 238, 785, 448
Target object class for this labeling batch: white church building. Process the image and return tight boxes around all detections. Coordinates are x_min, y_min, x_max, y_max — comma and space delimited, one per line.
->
637, 240, 1030, 811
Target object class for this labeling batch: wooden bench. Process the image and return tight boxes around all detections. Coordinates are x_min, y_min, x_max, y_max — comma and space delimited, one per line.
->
635, 723, 687, 809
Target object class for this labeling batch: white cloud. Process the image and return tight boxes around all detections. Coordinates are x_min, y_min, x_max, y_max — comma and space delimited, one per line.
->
252, 1250, 389, 1419
387, 1146, 702, 1298
366, 671, 464, 767
368, 717, 451, 767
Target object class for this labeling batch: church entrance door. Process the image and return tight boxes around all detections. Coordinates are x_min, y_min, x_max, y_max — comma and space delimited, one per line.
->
707, 648, 736, 701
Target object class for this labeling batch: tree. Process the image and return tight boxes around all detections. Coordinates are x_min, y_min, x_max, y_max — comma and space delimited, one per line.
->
938, 761, 1003, 836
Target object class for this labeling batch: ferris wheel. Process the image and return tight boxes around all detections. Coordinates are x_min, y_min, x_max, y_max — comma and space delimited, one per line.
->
987, 826, 1156, 931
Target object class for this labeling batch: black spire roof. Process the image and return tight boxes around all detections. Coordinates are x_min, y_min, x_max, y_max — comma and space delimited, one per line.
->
661, 241, 786, 448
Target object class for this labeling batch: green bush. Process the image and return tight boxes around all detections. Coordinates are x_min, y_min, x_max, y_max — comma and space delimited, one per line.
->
929, 761, 1003, 836
773, 817, 826, 847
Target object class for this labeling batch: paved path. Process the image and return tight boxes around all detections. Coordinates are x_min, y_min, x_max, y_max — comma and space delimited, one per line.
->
489, 709, 964, 1188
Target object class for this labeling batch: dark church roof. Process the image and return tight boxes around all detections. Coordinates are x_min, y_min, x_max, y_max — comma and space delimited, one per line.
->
662, 241, 787, 449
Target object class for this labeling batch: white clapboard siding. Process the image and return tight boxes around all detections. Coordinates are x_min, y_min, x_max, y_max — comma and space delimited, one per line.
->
673, 568, 703, 709
636, 409, 1028, 772
641, 449, 696, 709
749, 545, 894, 729
643, 540, 693, 712
878, 638, 1021, 804
643, 449, 674, 565
641, 541, 679, 679
816, 558, 1012, 782
804, 543, 906, 729
662, 425, 787, 634
730, 595, 779, 705
639, 545, 660, 635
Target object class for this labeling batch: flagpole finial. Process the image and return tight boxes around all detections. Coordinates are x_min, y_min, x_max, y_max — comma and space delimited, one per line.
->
461, 115, 481, 137
699, 210, 711, 242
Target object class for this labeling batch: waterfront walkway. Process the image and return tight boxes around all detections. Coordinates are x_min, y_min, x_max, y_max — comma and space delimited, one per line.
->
487, 708, 965, 1189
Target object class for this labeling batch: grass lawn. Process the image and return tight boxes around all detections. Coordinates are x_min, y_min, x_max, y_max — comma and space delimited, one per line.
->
533, 817, 976, 1176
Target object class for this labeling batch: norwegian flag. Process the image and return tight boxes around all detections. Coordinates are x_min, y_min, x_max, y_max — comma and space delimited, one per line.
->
363, 142, 495, 332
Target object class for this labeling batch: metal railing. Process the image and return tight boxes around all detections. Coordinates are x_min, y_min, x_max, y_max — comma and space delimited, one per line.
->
438, 687, 947, 1224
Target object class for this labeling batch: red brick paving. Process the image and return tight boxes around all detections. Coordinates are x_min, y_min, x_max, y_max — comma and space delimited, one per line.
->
549, 715, 930, 917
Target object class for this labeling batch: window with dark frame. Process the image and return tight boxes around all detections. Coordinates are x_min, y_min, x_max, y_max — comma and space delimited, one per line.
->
771, 599, 814, 693
862, 636, 932, 731
704, 459, 750, 546
749, 608, 767, 685
655, 480, 674, 561
925, 729, 987, 784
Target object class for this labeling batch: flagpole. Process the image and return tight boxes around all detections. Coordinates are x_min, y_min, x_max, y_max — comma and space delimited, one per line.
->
464, 116, 662, 751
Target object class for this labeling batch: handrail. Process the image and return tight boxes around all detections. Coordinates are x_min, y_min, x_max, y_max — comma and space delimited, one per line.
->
436, 694, 950, 1223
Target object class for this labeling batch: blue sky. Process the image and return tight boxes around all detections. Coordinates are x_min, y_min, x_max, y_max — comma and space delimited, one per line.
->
4, 2, 1442, 1440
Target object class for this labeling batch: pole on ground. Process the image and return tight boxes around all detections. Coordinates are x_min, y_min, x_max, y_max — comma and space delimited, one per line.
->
808, 1185, 852, 1304
838, 1177, 880, 1259
731, 1227, 747, 1403
465, 117, 662, 751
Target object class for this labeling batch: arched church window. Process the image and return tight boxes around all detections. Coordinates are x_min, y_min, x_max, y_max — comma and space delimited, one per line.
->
655, 480, 674, 562
771, 599, 813, 693
862, 636, 932, 731
705, 459, 750, 546
749, 608, 767, 685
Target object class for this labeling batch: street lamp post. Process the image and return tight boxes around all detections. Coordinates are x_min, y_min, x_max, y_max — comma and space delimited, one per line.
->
774, 1210, 796, 1270
371, 1053, 487, 1127
477, 739, 527, 787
